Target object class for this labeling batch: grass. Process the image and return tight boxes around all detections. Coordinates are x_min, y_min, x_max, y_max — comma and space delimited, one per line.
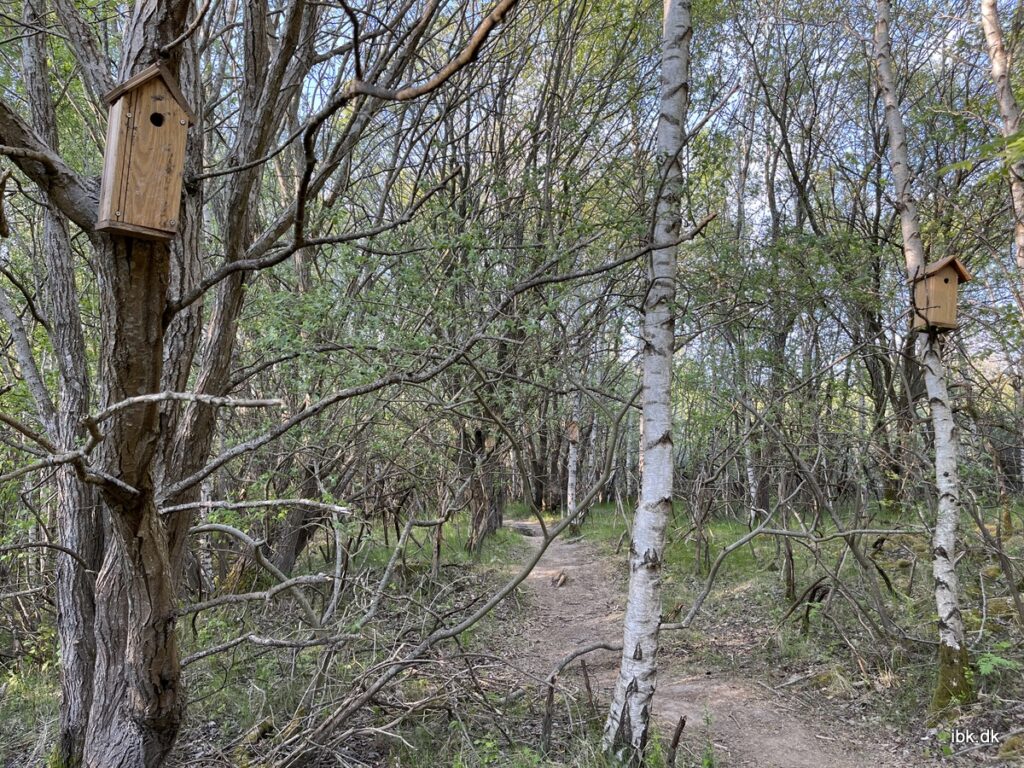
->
0, 666, 58, 764
387, 698, 642, 768
572, 498, 1024, 758
6, 500, 1021, 765
357, 516, 530, 572
575, 502, 768, 619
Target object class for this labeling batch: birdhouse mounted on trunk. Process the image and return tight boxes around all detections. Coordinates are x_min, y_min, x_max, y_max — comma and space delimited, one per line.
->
96, 65, 195, 240
911, 256, 972, 332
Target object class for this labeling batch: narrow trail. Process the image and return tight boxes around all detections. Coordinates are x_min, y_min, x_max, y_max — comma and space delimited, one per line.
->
503, 520, 922, 768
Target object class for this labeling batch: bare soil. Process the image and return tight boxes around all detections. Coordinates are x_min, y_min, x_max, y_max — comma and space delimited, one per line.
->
503, 520, 933, 767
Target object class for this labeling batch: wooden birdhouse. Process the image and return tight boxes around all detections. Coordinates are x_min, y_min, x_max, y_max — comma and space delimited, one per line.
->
96, 65, 195, 240
911, 256, 972, 332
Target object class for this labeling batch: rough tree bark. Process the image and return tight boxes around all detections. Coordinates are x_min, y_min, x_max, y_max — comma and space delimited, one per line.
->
85, 238, 178, 767
873, 0, 972, 713
19, 2, 103, 764
603, 0, 691, 759
34, 3, 194, 765
465, 426, 503, 554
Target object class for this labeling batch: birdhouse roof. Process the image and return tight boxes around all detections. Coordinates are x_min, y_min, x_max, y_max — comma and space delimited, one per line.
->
104, 64, 196, 124
913, 256, 972, 284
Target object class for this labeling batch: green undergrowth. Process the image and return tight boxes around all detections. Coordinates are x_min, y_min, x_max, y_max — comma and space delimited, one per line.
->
0, 666, 58, 763
575, 502, 761, 610
386, 698, 715, 768
180, 511, 531, 763
358, 518, 528, 572
573, 500, 1024, 758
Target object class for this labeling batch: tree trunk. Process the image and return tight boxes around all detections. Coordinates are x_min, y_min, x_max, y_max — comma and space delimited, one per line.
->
271, 463, 321, 575
873, 0, 972, 712
565, 394, 582, 521
466, 427, 502, 553
84, 237, 180, 768
603, 0, 691, 758
20, 3, 103, 763
921, 334, 972, 711
80, 7, 194, 764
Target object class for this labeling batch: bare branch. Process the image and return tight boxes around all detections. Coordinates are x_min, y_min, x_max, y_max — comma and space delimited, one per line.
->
177, 573, 332, 617
168, 171, 457, 315
161, 498, 350, 517
0, 410, 55, 453
49, 0, 115, 101
160, 238, 654, 502
190, 523, 323, 628
182, 630, 360, 667
0, 540, 90, 570
344, 0, 520, 103
87, 392, 283, 426
159, 0, 215, 55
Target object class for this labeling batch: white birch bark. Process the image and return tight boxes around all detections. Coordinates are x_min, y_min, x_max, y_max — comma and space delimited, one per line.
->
585, 413, 599, 496
565, 393, 582, 521
874, 0, 971, 708
743, 416, 761, 524
603, 0, 691, 755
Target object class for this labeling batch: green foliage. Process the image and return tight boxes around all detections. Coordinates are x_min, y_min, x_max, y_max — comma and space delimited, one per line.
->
578, 501, 1023, 737
976, 644, 1023, 678
698, 710, 716, 768
0, 667, 59, 760
2, 0, 1024, 762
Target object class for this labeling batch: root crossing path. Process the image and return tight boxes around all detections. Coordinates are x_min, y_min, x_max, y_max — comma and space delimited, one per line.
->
504, 520, 920, 768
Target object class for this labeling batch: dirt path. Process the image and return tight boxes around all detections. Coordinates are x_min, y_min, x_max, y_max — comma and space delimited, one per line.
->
503, 520, 922, 768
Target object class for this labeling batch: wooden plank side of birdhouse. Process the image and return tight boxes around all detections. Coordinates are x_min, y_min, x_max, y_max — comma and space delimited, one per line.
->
119, 79, 187, 235
930, 265, 959, 328
96, 94, 132, 228
912, 277, 930, 330
913, 264, 959, 330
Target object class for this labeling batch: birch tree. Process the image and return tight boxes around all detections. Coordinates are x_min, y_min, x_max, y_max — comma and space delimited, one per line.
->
565, 392, 582, 522
873, 0, 972, 712
603, 0, 691, 758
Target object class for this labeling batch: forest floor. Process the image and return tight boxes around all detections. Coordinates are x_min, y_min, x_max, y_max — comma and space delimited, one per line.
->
502, 518, 963, 768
